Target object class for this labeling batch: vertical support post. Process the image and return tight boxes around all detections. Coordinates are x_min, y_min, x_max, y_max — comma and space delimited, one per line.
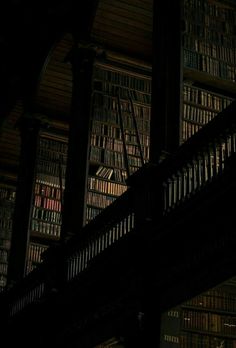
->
61, 44, 96, 240
150, 0, 183, 163
7, 115, 41, 286
122, 309, 162, 348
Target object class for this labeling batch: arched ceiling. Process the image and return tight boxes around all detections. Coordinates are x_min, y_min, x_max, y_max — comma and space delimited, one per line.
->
0, 0, 153, 181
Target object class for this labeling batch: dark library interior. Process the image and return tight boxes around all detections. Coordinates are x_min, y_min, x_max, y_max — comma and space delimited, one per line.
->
0, 0, 236, 347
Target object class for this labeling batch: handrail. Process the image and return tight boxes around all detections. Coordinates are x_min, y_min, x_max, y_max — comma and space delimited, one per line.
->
128, 100, 236, 215
1, 100, 236, 320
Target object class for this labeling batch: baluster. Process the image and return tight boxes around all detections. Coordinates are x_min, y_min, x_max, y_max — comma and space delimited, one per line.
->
78, 251, 82, 273
191, 160, 197, 193
227, 135, 232, 158
67, 258, 71, 281
73, 255, 77, 278
170, 176, 176, 207
218, 141, 223, 174
177, 171, 182, 202
224, 136, 229, 162
162, 181, 168, 212
80, 249, 84, 272
181, 170, 186, 200
109, 227, 112, 244
186, 166, 191, 197
207, 146, 212, 182
196, 156, 201, 190
100, 234, 104, 252
232, 133, 236, 154
87, 242, 91, 262
212, 142, 217, 178
90, 239, 94, 259
201, 153, 207, 184
95, 237, 99, 256
112, 226, 116, 243
101, 232, 105, 251
119, 220, 123, 238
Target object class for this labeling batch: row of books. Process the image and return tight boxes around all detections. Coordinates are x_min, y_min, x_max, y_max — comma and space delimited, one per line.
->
88, 176, 127, 197
32, 206, 62, 224
183, 84, 233, 111
93, 91, 151, 117
34, 195, 62, 212
31, 218, 61, 238
183, 104, 217, 125
90, 134, 149, 158
36, 173, 65, 188
92, 120, 149, 138
93, 103, 151, 126
184, 37, 236, 65
184, 30, 236, 56
0, 248, 8, 263
37, 147, 67, 164
182, 309, 236, 336
34, 182, 62, 200
27, 242, 48, 264
90, 146, 144, 170
182, 120, 203, 141
92, 122, 150, 146
180, 332, 236, 348
184, 290, 236, 313
93, 111, 150, 133
94, 64, 152, 93
184, 49, 236, 81
36, 159, 67, 178
0, 187, 16, 201
86, 206, 103, 223
183, 0, 236, 26
91, 165, 127, 184
87, 191, 116, 209
39, 137, 68, 155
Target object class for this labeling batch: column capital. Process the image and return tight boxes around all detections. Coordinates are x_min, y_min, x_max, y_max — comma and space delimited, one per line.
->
65, 41, 106, 68
16, 113, 49, 136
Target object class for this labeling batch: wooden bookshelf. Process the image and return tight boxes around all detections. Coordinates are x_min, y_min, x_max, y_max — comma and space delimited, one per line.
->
0, 184, 16, 290
160, 283, 236, 347
27, 131, 68, 272
86, 60, 152, 223
182, 0, 236, 143
159, 2, 236, 346
182, 82, 234, 141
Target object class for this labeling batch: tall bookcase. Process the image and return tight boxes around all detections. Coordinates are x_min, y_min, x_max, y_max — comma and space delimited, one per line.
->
27, 131, 68, 273
86, 59, 152, 223
22, 58, 152, 272
159, 1, 236, 346
182, 82, 234, 141
182, 0, 236, 143
0, 183, 16, 290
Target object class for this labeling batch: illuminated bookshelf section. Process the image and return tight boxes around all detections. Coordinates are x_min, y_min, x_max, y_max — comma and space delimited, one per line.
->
27, 133, 68, 273
182, 0, 236, 142
160, 278, 236, 348
87, 61, 152, 223
0, 184, 16, 290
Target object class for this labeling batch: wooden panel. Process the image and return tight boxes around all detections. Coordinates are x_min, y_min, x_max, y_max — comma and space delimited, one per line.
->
0, 102, 22, 174
35, 33, 73, 116
91, 0, 153, 59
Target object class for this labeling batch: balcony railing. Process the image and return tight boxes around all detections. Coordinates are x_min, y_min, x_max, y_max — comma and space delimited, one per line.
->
2, 100, 236, 320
